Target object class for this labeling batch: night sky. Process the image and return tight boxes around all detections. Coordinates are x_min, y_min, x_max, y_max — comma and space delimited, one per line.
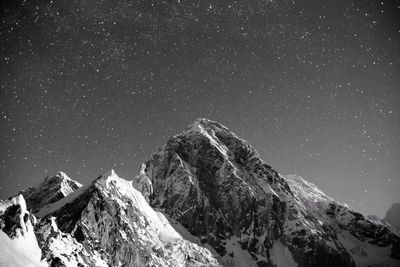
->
1, 0, 399, 217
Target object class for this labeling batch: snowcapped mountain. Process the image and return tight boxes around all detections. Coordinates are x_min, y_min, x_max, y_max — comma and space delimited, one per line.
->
1, 169, 218, 266
1, 118, 399, 267
140, 118, 400, 267
384, 203, 400, 232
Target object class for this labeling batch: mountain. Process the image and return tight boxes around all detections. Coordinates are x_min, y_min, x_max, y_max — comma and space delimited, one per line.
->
19, 171, 82, 214
1, 170, 219, 266
384, 203, 400, 232
139, 118, 400, 267
1, 118, 399, 267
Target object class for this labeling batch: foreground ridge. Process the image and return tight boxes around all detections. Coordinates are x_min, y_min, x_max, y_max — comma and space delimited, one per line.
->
1, 170, 219, 266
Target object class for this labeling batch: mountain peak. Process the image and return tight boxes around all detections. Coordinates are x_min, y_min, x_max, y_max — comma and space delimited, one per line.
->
187, 118, 230, 134
57, 171, 70, 180
101, 169, 118, 180
20, 172, 82, 213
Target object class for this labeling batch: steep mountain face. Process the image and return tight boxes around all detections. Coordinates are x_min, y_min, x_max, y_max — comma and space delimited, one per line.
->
384, 203, 400, 232
139, 118, 400, 267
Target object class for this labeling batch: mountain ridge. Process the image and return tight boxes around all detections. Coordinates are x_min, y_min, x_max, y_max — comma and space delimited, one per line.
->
0, 118, 399, 267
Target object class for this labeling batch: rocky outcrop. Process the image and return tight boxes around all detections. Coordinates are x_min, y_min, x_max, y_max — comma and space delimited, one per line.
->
133, 164, 154, 202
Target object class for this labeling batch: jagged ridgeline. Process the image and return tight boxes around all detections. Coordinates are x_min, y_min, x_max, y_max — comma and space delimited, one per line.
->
1, 118, 399, 267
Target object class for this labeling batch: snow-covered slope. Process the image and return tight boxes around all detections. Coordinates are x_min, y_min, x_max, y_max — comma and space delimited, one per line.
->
384, 203, 400, 232
140, 118, 400, 267
0, 195, 47, 267
285, 174, 400, 267
31, 170, 219, 266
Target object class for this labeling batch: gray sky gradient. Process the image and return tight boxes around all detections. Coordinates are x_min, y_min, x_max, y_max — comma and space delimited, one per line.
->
1, 0, 399, 217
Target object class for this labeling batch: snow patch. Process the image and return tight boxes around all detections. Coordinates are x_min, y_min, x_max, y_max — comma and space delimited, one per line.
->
103, 170, 182, 242
0, 231, 47, 267
270, 240, 298, 267
220, 237, 258, 267
58, 172, 82, 194
337, 231, 399, 267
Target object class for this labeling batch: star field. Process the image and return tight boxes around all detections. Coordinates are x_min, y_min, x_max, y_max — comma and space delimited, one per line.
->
0, 0, 399, 217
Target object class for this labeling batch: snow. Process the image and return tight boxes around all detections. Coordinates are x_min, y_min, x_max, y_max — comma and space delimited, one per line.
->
189, 120, 230, 158
168, 217, 219, 256
58, 172, 83, 196
0, 195, 47, 267
284, 174, 400, 266
42, 217, 108, 267
220, 237, 258, 267
189, 121, 256, 197
270, 240, 298, 267
0, 231, 48, 267
284, 174, 332, 203
103, 169, 182, 242
337, 231, 399, 267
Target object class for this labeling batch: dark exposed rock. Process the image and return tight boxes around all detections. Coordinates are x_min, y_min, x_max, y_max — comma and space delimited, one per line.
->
1, 203, 23, 238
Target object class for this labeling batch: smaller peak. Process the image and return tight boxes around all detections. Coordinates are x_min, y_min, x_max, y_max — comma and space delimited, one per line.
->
44, 171, 70, 183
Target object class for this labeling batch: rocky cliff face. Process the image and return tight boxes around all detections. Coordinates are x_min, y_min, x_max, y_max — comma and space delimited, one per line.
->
1, 118, 399, 267
139, 118, 400, 267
